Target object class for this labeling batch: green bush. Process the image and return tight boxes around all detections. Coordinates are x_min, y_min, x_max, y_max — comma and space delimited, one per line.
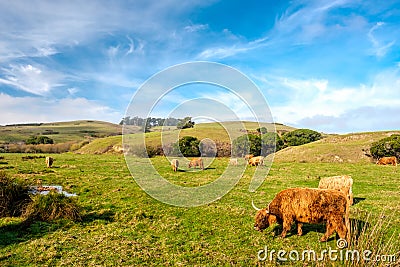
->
232, 134, 261, 157
282, 129, 321, 146
173, 136, 200, 157
26, 135, 54, 145
370, 134, 400, 160
23, 192, 81, 223
256, 127, 268, 134
261, 132, 285, 155
0, 171, 31, 217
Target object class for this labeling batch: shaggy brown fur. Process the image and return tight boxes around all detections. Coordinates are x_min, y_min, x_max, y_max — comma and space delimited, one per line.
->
244, 154, 254, 161
376, 156, 397, 166
45, 156, 53, 168
188, 158, 204, 170
318, 175, 353, 205
171, 159, 179, 172
248, 156, 264, 166
254, 188, 350, 242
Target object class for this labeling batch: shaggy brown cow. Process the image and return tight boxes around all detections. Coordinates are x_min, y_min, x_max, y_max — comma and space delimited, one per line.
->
244, 154, 254, 161
45, 156, 53, 168
253, 188, 350, 242
188, 158, 204, 170
248, 156, 264, 166
376, 156, 397, 166
171, 159, 179, 172
318, 175, 353, 205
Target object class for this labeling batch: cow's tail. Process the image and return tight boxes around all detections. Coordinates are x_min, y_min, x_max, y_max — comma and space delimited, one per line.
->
345, 196, 351, 244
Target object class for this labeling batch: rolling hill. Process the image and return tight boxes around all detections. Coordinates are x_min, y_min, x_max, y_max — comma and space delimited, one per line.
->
0, 120, 129, 144
272, 130, 400, 163
76, 121, 295, 154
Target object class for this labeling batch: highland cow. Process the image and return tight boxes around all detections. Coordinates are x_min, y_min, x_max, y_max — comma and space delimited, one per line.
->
248, 156, 264, 166
188, 158, 204, 170
45, 156, 53, 168
171, 159, 179, 172
253, 188, 350, 242
244, 154, 254, 161
318, 175, 354, 205
376, 156, 397, 166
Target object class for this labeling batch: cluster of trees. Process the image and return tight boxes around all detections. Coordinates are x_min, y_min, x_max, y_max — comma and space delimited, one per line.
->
25, 136, 54, 145
232, 129, 322, 157
120, 116, 195, 132
370, 134, 400, 160
120, 116, 180, 127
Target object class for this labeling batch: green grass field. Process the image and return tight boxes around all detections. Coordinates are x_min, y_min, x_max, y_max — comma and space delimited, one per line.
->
0, 153, 399, 266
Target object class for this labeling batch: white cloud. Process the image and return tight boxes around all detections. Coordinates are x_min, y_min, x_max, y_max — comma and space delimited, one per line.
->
67, 87, 79, 95
367, 22, 395, 58
0, 93, 122, 125
256, 66, 400, 132
0, 64, 64, 95
184, 24, 208, 32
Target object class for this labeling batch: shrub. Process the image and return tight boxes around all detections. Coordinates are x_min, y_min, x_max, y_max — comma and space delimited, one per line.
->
261, 132, 285, 155
232, 134, 261, 157
26, 135, 54, 145
370, 134, 400, 160
0, 171, 31, 217
282, 129, 321, 146
256, 127, 268, 134
173, 136, 200, 157
23, 192, 81, 223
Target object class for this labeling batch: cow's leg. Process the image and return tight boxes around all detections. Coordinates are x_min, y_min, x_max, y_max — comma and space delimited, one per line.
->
281, 217, 293, 238
297, 222, 303, 236
320, 220, 335, 242
334, 219, 348, 240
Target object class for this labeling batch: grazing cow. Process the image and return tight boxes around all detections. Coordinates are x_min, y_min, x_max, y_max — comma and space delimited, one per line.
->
45, 156, 53, 168
171, 159, 179, 172
248, 156, 264, 166
376, 156, 397, 166
253, 188, 350, 242
188, 158, 204, 170
229, 158, 238, 166
318, 175, 354, 205
244, 154, 254, 161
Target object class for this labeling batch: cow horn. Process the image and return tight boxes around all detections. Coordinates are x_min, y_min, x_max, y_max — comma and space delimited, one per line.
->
251, 199, 261, 211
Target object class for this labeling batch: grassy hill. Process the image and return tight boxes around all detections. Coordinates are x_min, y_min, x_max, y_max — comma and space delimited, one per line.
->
77, 121, 296, 154
0, 120, 129, 144
273, 131, 400, 163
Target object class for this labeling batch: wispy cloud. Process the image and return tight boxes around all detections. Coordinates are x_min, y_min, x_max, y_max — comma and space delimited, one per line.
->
0, 64, 65, 95
367, 22, 395, 58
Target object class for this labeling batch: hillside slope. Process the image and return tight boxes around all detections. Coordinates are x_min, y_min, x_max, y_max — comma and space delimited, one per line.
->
0, 120, 129, 144
78, 121, 295, 154
273, 131, 400, 163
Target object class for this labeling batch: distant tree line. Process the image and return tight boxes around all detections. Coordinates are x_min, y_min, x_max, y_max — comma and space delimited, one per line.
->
119, 116, 195, 130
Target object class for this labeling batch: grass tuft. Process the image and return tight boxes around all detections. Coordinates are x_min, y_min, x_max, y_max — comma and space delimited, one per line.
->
23, 192, 81, 223
0, 171, 31, 217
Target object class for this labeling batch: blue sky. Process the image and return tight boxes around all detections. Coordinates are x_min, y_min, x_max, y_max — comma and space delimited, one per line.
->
0, 0, 399, 133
